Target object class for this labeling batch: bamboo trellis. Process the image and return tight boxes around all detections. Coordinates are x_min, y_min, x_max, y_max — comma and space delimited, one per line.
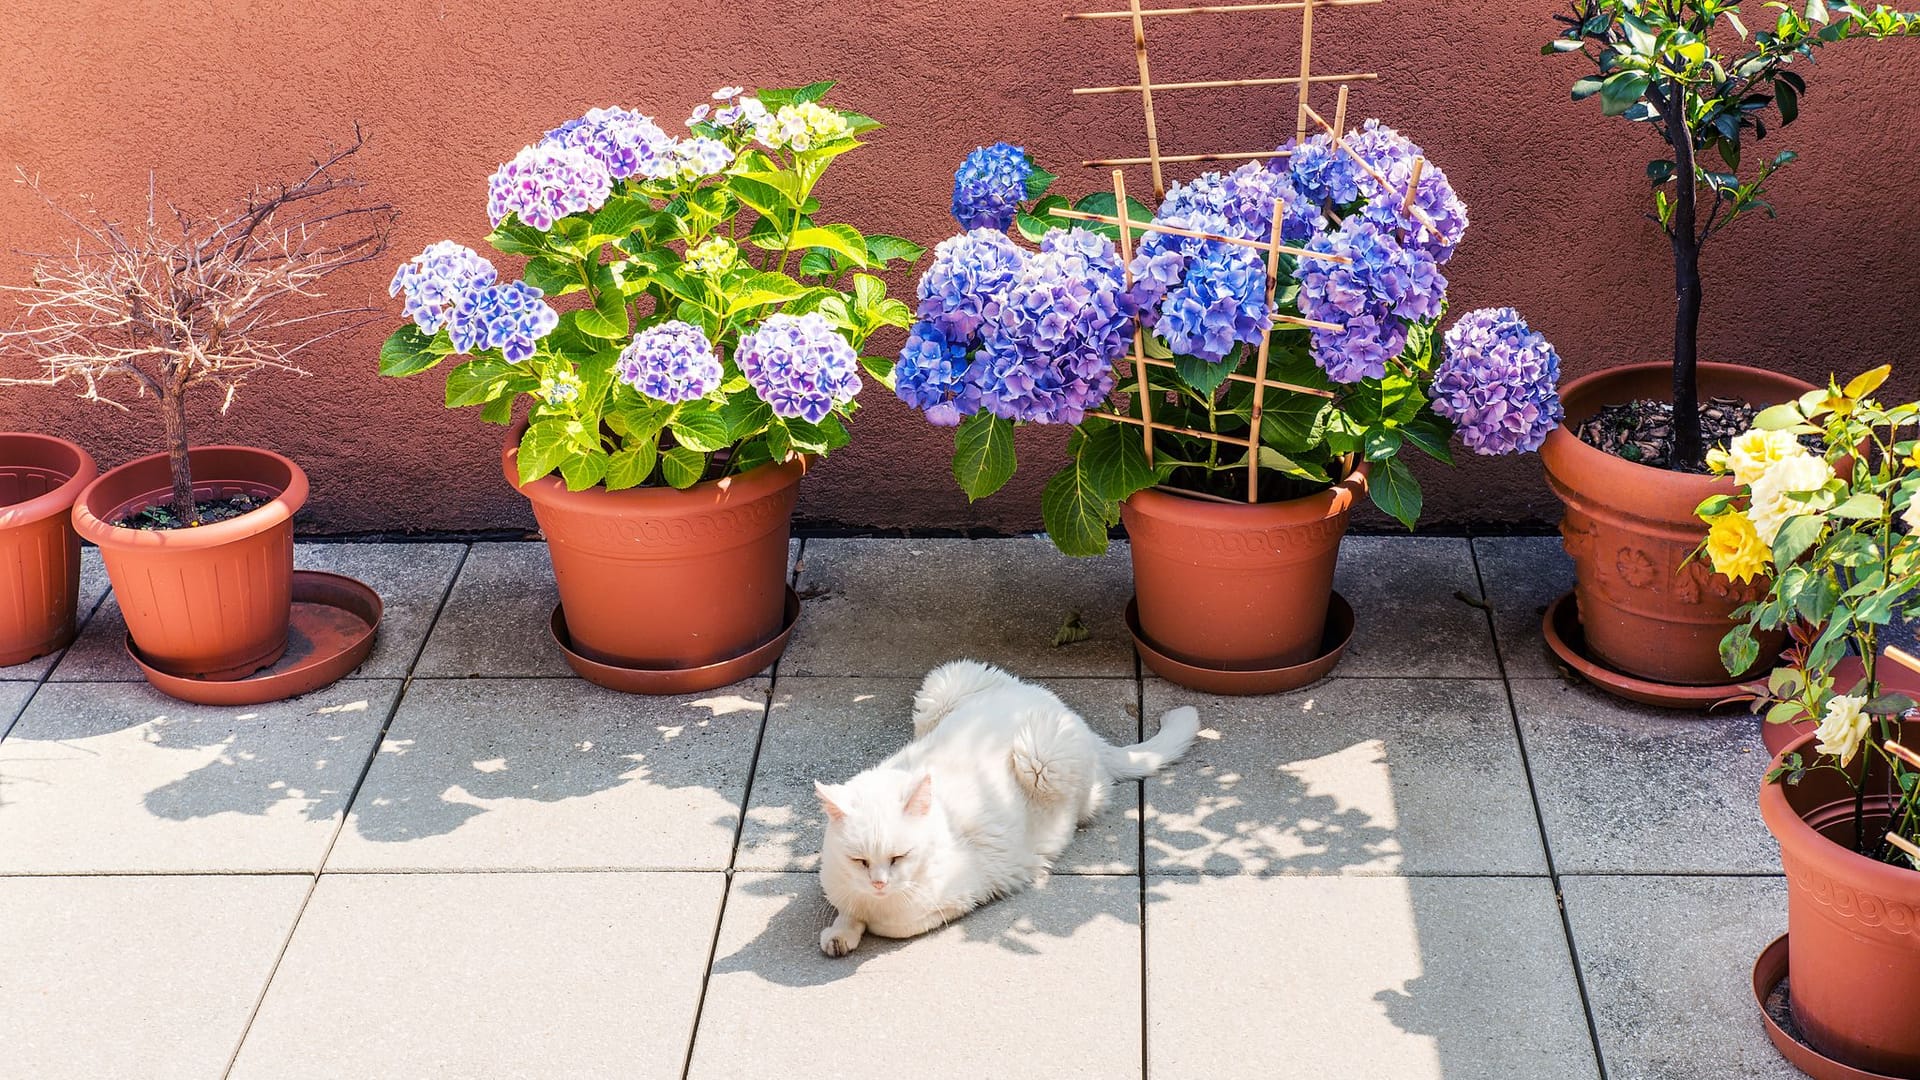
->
1063, 0, 1431, 502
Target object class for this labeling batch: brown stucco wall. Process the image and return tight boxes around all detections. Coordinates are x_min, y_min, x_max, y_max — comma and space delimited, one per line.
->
3, 1, 1916, 535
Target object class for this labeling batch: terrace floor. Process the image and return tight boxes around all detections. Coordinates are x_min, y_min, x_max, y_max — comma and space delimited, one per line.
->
0, 535, 1825, 1079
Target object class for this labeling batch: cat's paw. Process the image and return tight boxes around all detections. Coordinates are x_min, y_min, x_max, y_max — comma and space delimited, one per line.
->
820, 924, 862, 957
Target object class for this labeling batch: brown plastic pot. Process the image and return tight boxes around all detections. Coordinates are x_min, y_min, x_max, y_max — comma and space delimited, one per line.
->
73, 446, 307, 680
1119, 464, 1368, 672
1540, 362, 1813, 686
1760, 721, 1920, 1078
0, 434, 97, 665
503, 421, 805, 673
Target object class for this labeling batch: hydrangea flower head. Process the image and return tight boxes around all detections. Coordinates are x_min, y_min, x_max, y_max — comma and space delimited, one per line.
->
951, 143, 1034, 232
487, 145, 613, 230
673, 137, 734, 181
978, 228, 1134, 425
686, 238, 738, 277
538, 370, 583, 407
1285, 132, 1361, 207
1295, 215, 1440, 383
736, 312, 863, 424
448, 280, 559, 363
1150, 242, 1271, 364
541, 106, 677, 182
1343, 120, 1470, 262
916, 228, 1028, 342
617, 321, 723, 405
390, 241, 497, 334
757, 102, 851, 151
894, 319, 988, 427
1431, 307, 1565, 456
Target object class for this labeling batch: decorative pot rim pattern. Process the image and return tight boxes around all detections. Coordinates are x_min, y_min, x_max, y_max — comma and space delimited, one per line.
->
1123, 462, 1370, 528
1761, 729, 1920, 922
0, 432, 97, 532
71, 445, 308, 550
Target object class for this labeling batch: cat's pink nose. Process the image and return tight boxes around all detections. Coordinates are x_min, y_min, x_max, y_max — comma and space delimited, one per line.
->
870, 880, 886, 892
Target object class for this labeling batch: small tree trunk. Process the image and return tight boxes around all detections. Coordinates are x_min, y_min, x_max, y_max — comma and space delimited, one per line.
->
1665, 82, 1705, 469
159, 387, 198, 525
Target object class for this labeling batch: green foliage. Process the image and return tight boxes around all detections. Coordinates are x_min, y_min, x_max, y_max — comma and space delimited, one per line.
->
379, 85, 921, 492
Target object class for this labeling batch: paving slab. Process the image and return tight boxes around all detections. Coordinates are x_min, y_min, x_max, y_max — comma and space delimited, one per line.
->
0, 873, 308, 1080
1514, 678, 1779, 874
1143, 678, 1546, 875
329, 677, 766, 870
0, 680, 398, 873
0, 547, 107, 681
1334, 536, 1501, 678
1146, 874, 1597, 1080
228, 871, 721, 1080
737, 676, 1141, 874
1472, 536, 1574, 678
1563, 875, 1796, 1080
0, 680, 39, 742
50, 543, 463, 681
691, 871, 1141, 1080
782, 537, 1136, 677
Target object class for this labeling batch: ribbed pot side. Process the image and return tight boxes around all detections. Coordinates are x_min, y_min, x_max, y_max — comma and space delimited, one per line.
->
503, 422, 804, 670
1540, 362, 1813, 686
72, 446, 306, 679
1120, 464, 1368, 671
0, 434, 97, 665
1761, 723, 1920, 1078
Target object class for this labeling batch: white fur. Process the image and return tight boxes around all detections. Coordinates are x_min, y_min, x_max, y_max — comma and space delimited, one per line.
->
815, 659, 1200, 956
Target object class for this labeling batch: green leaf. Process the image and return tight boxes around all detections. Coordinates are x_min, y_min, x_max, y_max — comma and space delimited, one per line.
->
1571, 75, 1606, 100
669, 408, 733, 453
515, 420, 574, 485
378, 325, 447, 377
1866, 692, 1918, 716
1754, 403, 1805, 430
1367, 455, 1423, 530
590, 196, 653, 243
728, 174, 796, 218
788, 224, 869, 268
1080, 420, 1157, 501
1828, 492, 1886, 519
1041, 458, 1115, 557
1776, 80, 1800, 125
1720, 622, 1759, 677
1401, 417, 1455, 465
486, 219, 546, 256
604, 441, 658, 490
862, 234, 925, 267
716, 395, 774, 442
558, 449, 609, 491
1620, 12, 1658, 52
1600, 71, 1652, 116
1772, 513, 1824, 565
1175, 352, 1236, 397
574, 261, 630, 338
724, 271, 808, 316
1024, 164, 1057, 201
659, 445, 706, 489
1363, 428, 1405, 462
953, 412, 1017, 501
1258, 446, 1331, 483
1070, 191, 1157, 240
444, 357, 520, 407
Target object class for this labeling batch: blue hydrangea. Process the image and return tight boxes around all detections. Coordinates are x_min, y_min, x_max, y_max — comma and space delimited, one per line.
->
1344, 120, 1470, 262
951, 143, 1033, 232
978, 228, 1134, 425
1295, 215, 1437, 383
617, 321, 723, 404
1433, 308, 1564, 455
1285, 133, 1362, 207
736, 312, 862, 424
487, 145, 612, 230
447, 280, 559, 363
894, 320, 988, 427
1151, 242, 1271, 363
915, 228, 1028, 342
541, 106, 678, 182
389, 241, 497, 335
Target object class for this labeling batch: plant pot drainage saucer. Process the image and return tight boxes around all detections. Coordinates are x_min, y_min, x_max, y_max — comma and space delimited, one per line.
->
1125, 591, 1354, 696
1542, 592, 1756, 711
550, 587, 800, 695
1754, 934, 1909, 1080
126, 571, 382, 706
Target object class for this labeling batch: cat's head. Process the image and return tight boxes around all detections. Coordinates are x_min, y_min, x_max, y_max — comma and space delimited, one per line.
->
815, 768, 937, 897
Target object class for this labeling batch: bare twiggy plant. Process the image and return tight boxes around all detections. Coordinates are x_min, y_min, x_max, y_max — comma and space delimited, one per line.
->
0, 129, 395, 524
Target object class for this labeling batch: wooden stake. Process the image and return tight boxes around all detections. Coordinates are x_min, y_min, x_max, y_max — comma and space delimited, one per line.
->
1073, 72, 1376, 95
1126, 0, 1167, 199
1402, 156, 1425, 214
1086, 149, 1290, 167
1295, 0, 1315, 144
1135, 354, 1336, 396
1889, 831, 1920, 865
1886, 740, 1920, 771
1331, 83, 1349, 146
1066, 0, 1382, 18
1113, 170, 1157, 467
1888, 645, 1920, 676
1245, 198, 1290, 502
1052, 207, 1350, 264
1093, 411, 1255, 446
1155, 484, 1245, 504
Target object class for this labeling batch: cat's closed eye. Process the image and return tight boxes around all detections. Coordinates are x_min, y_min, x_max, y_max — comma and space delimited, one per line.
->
890, 854, 907, 864
851, 856, 867, 867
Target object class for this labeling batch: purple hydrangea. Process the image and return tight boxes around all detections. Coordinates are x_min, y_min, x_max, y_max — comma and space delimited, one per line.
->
978, 228, 1134, 425
916, 228, 1028, 342
894, 320, 988, 427
1151, 242, 1270, 363
1296, 215, 1444, 383
487, 145, 612, 230
737, 312, 863, 424
1433, 308, 1565, 455
389, 241, 497, 334
1344, 120, 1469, 262
447, 280, 559, 363
542, 106, 678, 182
951, 143, 1033, 232
1219, 161, 1321, 244
1285, 133, 1362, 207
617, 321, 723, 404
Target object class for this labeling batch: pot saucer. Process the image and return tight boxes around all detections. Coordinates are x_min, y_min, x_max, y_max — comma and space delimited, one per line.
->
1542, 592, 1756, 711
126, 571, 382, 706
1753, 934, 1910, 1080
1125, 592, 1354, 696
550, 587, 800, 695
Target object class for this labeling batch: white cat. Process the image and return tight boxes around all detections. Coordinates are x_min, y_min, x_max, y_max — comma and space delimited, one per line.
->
813, 659, 1200, 956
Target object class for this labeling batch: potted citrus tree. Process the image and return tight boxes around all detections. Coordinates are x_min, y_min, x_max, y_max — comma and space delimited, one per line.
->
0, 135, 392, 681
897, 129, 1562, 692
1540, 1, 1919, 695
381, 84, 922, 692
1695, 366, 1920, 1077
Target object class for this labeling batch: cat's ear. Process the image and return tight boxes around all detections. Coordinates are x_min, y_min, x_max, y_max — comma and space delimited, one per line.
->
903, 772, 934, 817
814, 781, 847, 822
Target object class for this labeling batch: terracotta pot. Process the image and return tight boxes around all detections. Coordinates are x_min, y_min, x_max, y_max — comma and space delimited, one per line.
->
1761, 721, 1920, 1077
0, 434, 97, 665
1540, 362, 1814, 686
1119, 464, 1368, 671
503, 422, 804, 671
72, 446, 307, 679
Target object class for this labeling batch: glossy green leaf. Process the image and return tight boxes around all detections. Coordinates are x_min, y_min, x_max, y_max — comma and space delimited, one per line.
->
604, 440, 659, 490
1367, 454, 1423, 530
659, 445, 706, 489
1041, 458, 1114, 557
378, 325, 446, 377
953, 411, 1017, 501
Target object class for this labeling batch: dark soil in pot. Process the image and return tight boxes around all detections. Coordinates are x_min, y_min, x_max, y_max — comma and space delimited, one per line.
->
113, 493, 271, 530
1574, 395, 1761, 472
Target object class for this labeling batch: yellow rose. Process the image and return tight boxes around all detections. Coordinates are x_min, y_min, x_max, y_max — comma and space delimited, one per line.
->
1727, 429, 1805, 488
1704, 511, 1770, 584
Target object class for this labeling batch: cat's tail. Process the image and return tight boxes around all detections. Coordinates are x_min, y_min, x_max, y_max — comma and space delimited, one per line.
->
913, 659, 1016, 738
1101, 705, 1201, 780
